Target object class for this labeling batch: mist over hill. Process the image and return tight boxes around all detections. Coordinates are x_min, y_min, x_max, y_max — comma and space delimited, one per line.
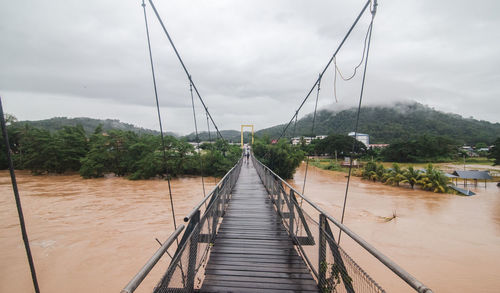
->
255, 102, 500, 145
13, 117, 177, 137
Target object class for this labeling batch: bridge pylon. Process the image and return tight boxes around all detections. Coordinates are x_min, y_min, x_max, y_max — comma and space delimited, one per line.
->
240, 124, 254, 148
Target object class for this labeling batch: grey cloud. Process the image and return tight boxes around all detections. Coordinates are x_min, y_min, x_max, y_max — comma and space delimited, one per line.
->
1, 0, 499, 134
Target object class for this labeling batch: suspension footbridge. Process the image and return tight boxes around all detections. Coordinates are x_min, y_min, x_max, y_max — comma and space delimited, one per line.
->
0, 0, 436, 292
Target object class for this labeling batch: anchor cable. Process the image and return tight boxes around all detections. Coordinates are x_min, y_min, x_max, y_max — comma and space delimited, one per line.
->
141, 0, 177, 230
338, 3, 376, 244
0, 97, 41, 293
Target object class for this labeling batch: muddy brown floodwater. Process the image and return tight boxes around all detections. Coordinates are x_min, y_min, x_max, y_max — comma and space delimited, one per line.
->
1, 165, 500, 292
291, 164, 500, 293
0, 170, 216, 293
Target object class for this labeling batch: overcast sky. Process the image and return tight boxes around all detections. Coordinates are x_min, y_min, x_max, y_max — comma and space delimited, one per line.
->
1, 0, 499, 135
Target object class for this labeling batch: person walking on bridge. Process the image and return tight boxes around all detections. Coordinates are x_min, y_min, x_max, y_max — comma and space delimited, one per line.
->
245, 146, 250, 164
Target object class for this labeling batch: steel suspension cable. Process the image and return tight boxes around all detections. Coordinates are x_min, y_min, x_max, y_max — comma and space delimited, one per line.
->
292, 111, 299, 138
147, 0, 225, 141
141, 0, 177, 230
206, 111, 212, 142
277, 0, 371, 141
0, 98, 41, 293
204, 110, 217, 185
338, 2, 377, 244
188, 77, 207, 198
301, 74, 322, 198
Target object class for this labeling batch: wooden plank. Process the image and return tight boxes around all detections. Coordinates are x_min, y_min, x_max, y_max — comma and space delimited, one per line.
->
203, 275, 318, 286
201, 280, 319, 292
201, 160, 318, 292
205, 264, 312, 274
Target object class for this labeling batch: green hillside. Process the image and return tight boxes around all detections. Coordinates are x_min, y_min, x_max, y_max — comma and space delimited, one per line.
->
12, 117, 177, 136
255, 102, 500, 145
183, 130, 253, 143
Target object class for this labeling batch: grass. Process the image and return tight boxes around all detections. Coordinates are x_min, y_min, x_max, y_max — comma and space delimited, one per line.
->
309, 159, 347, 172
309, 157, 496, 171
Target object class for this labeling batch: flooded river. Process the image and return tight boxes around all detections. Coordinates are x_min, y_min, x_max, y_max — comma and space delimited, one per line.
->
292, 164, 500, 293
1, 166, 500, 292
0, 171, 216, 293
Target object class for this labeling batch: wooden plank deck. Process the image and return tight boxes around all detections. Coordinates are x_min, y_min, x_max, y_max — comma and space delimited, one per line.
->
200, 160, 318, 293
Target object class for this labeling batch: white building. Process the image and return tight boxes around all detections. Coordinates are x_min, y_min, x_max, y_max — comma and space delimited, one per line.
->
348, 132, 369, 146
291, 135, 327, 145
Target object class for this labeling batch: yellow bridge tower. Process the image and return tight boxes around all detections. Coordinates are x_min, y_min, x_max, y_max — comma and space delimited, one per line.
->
240, 124, 254, 148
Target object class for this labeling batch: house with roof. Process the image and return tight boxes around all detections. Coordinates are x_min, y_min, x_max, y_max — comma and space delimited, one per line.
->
451, 170, 492, 187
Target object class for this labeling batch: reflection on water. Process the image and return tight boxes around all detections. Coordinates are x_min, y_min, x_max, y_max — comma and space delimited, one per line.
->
0, 170, 215, 293
1, 166, 500, 293
291, 164, 500, 293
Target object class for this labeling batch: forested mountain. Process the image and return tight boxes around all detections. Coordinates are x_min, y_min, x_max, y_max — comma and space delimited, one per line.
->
12, 117, 177, 136
255, 102, 500, 145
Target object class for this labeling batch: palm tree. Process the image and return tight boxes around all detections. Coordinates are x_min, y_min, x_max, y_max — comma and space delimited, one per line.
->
376, 164, 386, 183
418, 164, 449, 193
402, 166, 421, 189
384, 163, 406, 187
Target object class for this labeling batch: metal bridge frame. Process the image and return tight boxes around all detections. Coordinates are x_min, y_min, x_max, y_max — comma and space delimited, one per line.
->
240, 124, 254, 148
122, 154, 433, 293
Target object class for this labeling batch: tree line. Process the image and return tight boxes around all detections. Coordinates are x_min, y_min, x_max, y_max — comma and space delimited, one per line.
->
296, 133, 464, 163
0, 124, 241, 179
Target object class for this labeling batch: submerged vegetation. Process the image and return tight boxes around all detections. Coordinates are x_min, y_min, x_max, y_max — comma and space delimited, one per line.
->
361, 162, 450, 193
0, 124, 240, 180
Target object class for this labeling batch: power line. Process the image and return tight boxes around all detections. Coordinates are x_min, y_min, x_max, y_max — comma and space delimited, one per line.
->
147, 0, 225, 141
332, 19, 373, 103
277, 0, 371, 140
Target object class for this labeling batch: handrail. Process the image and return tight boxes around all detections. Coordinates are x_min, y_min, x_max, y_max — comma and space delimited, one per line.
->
121, 224, 185, 293
252, 155, 433, 293
184, 157, 242, 222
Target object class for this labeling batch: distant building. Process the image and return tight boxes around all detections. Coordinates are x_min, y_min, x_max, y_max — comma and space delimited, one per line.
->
369, 144, 389, 149
348, 132, 369, 146
291, 135, 327, 145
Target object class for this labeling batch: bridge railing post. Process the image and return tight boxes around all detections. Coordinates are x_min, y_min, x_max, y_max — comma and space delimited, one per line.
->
289, 189, 295, 239
277, 185, 282, 216
186, 209, 200, 292
318, 214, 327, 289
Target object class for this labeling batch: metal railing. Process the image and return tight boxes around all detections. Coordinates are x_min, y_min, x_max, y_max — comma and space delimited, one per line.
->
252, 154, 433, 293
121, 157, 243, 293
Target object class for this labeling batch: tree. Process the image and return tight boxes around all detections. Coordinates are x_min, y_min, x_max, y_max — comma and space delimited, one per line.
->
314, 134, 366, 157
79, 126, 111, 178
55, 126, 89, 172
402, 166, 421, 189
384, 163, 405, 187
382, 135, 458, 162
253, 138, 304, 179
488, 138, 500, 165
418, 164, 449, 193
